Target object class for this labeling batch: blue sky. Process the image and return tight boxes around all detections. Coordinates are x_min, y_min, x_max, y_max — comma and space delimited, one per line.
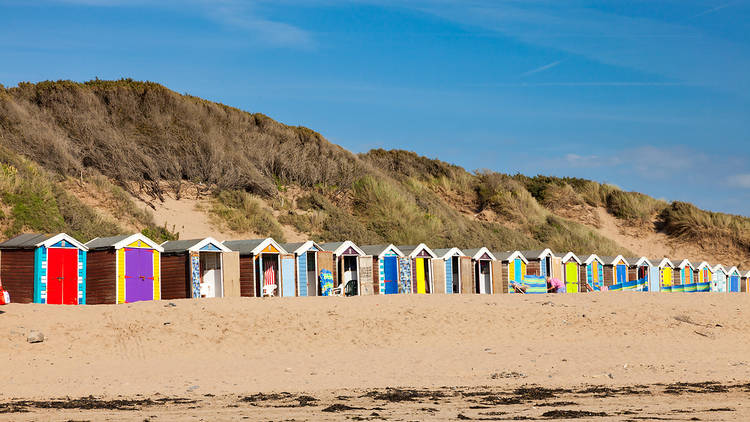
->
1, 0, 749, 215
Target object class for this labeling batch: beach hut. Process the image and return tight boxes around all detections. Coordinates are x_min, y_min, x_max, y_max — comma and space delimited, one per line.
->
711, 264, 729, 293
580, 254, 604, 292
600, 256, 629, 289
742, 270, 750, 293
85, 234, 163, 304
626, 257, 654, 291
223, 238, 287, 297
280, 241, 326, 297
651, 258, 675, 291
673, 259, 695, 292
727, 266, 742, 293
320, 241, 367, 295
463, 248, 498, 294
431, 248, 466, 294
560, 252, 582, 293
398, 244, 437, 294
694, 261, 712, 286
494, 250, 527, 294
0, 233, 87, 304
519, 249, 555, 278
360, 244, 405, 295
159, 238, 235, 300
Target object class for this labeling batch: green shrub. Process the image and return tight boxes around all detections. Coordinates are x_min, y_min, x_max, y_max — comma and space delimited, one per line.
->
210, 190, 285, 241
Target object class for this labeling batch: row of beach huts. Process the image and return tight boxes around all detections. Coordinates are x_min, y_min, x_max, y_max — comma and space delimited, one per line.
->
0, 232, 747, 305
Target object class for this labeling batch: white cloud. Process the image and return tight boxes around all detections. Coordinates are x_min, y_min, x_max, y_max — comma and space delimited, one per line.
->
727, 174, 750, 189
521, 59, 565, 77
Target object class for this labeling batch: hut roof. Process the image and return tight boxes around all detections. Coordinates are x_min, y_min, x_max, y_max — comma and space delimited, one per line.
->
492, 250, 526, 263
673, 259, 694, 270
86, 233, 163, 252
223, 238, 286, 255
463, 247, 497, 261
433, 247, 465, 259
360, 244, 404, 258
398, 243, 437, 259
712, 264, 729, 274
625, 257, 652, 267
559, 252, 582, 264
280, 241, 323, 256
598, 255, 629, 266
320, 241, 365, 256
161, 237, 230, 253
0, 233, 87, 250
651, 258, 675, 268
581, 254, 604, 265
519, 249, 554, 259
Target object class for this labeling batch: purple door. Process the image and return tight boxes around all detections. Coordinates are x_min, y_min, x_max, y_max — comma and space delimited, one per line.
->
125, 248, 154, 303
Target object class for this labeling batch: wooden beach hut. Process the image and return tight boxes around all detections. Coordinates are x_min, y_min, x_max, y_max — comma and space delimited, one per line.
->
673, 259, 695, 292
463, 248, 498, 294
159, 238, 235, 300
694, 261, 712, 285
560, 252, 582, 293
398, 244, 437, 294
742, 270, 750, 293
711, 264, 729, 293
360, 244, 404, 295
727, 266, 742, 293
580, 254, 604, 292
223, 238, 287, 297
600, 256, 629, 288
0, 233, 87, 304
519, 249, 555, 278
494, 250, 527, 294
320, 241, 367, 295
280, 241, 326, 297
626, 257, 654, 291
432, 248, 466, 294
85, 234, 163, 304
651, 258, 675, 291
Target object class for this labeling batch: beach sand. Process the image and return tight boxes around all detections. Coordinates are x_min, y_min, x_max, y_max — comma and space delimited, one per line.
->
2, 293, 749, 420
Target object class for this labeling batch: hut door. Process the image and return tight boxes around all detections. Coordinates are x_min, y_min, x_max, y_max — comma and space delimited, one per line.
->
280, 254, 296, 297
616, 264, 627, 284
649, 267, 660, 292
306, 252, 317, 296
459, 256, 473, 294
200, 253, 222, 298
125, 248, 154, 303
452, 257, 461, 293
662, 267, 672, 288
415, 258, 427, 294
47, 248, 79, 305
343, 256, 358, 291
478, 261, 491, 294
384, 256, 398, 295
730, 276, 740, 293
565, 263, 579, 293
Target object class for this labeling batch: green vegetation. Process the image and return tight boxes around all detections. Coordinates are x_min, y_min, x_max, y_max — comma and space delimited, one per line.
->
1, 79, 748, 263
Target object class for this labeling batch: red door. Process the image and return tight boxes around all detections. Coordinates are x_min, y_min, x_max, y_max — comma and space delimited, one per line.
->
47, 248, 79, 305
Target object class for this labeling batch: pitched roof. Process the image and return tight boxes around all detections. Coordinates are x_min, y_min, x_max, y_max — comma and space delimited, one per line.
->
560, 252, 582, 264
598, 255, 629, 266
320, 240, 365, 256
581, 254, 604, 265
360, 244, 404, 258
161, 237, 231, 253
651, 258, 674, 268
433, 247, 465, 259
463, 247, 497, 261
625, 257, 652, 267
223, 238, 286, 255
519, 249, 554, 259
85, 234, 163, 252
492, 250, 526, 263
280, 240, 323, 256
397, 244, 437, 259
0, 233, 53, 249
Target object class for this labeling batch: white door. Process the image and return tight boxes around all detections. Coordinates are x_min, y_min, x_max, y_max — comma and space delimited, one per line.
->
344, 256, 358, 285
479, 261, 491, 294
200, 253, 222, 298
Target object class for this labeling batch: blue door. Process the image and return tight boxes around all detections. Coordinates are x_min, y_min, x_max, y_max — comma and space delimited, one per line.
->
730, 276, 740, 292
617, 264, 627, 284
384, 256, 398, 294
445, 259, 453, 295
514, 259, 523, 282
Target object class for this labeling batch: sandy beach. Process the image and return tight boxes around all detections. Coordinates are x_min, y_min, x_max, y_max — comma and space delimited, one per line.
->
2, 293, 749, 420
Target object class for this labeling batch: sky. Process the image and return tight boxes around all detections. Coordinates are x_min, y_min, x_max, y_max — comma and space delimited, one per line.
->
1, 0, 749, 215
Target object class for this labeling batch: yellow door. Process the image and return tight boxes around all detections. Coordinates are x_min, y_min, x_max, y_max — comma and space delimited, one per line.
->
416, 258, 426, 294
663, 267, 673, 287
565, 262, 579, 293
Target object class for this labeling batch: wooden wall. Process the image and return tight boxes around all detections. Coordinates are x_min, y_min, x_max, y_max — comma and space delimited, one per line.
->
239, 254, 256, 297
603, 266, 615, 287
86, 250, 116, 304
161, 254, 189, 300
526, 259, 541, 277
578, 265, 589, 292
491, 261, 503, 294
0, 249, 35, 303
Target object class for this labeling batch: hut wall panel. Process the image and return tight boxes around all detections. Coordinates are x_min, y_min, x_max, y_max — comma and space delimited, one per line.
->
316, 251, 334, 294
432, 259, 446, 294
86, 250, 116, 304
358, 256, 375, 295
160, 254, 189, 300
459, 256, 473, 294
603, 266, 615, 287
578, 265, 589, 291
628, 267, 638, 281
527, 260, 541, 277
239, 254, 255, 297
222, 252, 241, 297
501, 263, 510, 294
1, 249, 35, 303
491, 261, 503, 294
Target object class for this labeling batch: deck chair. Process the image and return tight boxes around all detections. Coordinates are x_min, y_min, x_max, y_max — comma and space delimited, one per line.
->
332, 279, 358, 297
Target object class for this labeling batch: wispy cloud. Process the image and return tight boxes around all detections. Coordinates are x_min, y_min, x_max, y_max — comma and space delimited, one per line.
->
690, 1, 741, 19
521, 59, 565, 77
727, 174, 750, 189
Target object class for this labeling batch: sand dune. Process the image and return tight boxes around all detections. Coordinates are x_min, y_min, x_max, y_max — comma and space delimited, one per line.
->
2, 293, 750, 420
